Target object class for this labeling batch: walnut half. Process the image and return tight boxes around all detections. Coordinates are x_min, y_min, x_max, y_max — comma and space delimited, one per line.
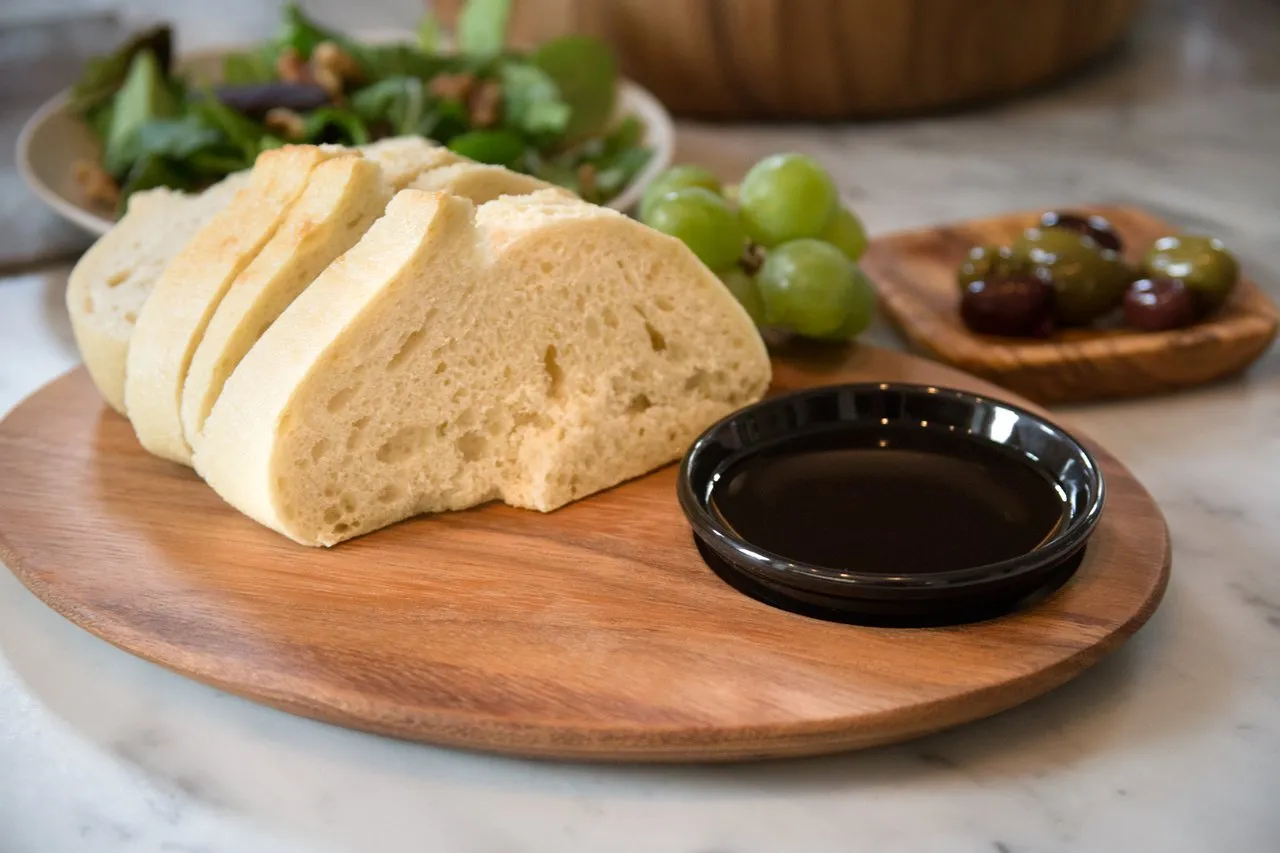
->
275, 47, 314, 84
73, 159, 120, 210
310, 40, 362, 101
265, 107, 306, 141
467, 80, 503, 128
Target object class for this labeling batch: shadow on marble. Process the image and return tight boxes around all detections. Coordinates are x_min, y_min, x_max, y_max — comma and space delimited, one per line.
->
0, 536, 1229, 851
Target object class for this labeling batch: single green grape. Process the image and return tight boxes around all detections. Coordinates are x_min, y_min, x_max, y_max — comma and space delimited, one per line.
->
720, 268, 766, 326
819, 206, 869, 261
737, 153, 838, 248
756, 238, 856, 338
639, 164, 723, 222
816, 266, 876, 341
645, 187, 745, 272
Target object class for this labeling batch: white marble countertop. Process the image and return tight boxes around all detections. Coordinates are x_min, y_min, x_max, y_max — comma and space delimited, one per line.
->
2, 0, 1279, 851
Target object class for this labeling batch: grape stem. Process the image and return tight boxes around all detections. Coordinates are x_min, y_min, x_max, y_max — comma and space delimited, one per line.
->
739, 242, 766, 275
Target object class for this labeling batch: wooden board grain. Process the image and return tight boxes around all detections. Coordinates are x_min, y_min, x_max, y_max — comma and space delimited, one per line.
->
0, 346, 1170, 762
863, 205, 1279, 405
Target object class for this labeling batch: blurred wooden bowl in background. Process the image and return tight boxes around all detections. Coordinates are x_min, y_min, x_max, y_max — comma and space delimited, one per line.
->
434, 0, 1143, 120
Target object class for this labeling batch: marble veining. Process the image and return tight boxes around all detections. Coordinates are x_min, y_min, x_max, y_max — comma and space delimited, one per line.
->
2, 0, 1279, 850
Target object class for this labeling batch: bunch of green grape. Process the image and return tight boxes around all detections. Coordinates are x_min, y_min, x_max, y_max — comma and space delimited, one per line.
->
638, 153, 875, 341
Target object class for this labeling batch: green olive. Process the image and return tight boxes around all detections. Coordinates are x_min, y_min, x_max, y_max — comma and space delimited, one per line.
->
1141, 234, 1239, 312
1013, 227, 1130, 325
1011, 226, 1100, 265
957, 244, 1024, 289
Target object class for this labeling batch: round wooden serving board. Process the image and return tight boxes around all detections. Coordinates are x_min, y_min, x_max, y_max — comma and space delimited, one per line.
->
0, 346, 1170, 763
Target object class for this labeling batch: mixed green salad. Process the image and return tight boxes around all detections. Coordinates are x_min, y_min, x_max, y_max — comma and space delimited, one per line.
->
69, 0, 651, 216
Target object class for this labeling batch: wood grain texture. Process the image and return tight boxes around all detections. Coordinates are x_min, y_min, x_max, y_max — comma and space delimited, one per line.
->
433, 0, 1142, 120
863, 206, 1280, 406
0, 346, 1169, 762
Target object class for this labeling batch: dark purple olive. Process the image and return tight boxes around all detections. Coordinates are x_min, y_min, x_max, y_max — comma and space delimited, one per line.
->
1039, 210, 1124, 254
211, 82, 331, 119
1123, 277, 1198, 331
960, 276, 1056, 338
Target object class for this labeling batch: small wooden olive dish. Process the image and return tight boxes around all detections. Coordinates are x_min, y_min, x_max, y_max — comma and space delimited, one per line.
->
862, 205, 1279, 405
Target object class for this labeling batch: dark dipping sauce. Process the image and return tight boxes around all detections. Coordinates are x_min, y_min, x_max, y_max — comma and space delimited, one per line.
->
708, 429, 1067, 575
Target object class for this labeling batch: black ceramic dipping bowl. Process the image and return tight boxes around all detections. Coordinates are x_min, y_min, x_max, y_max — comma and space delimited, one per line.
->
677, 383, 1105, 627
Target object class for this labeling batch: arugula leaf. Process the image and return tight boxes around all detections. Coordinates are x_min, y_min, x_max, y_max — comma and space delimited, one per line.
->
188, 88, 267, 160
532, 160, 580, 195
426, 99, 472, 144
447, 129, 524, 167
222, 50, 276, 84
83, 101, 115, 144
347, 43, 443, 82
592, 146, 652, 198
553, 135, 604, 168
70, 25, 173, 115
500, 62, 570, 137
303, 108, 370, 145
351, 78, 406, 124
186, 149, 254, 175
531, 36, 617, 140
603, 115, 644, 155
351, 77, 426, 136
104, 51, 180, 180
105, 114, 225, 178
275, 2, 343, 58
456, 0, 512, 58
417, 12, 442, 53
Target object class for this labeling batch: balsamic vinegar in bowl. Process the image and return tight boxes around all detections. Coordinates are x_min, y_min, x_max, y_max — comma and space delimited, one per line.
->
678, 383, 1104, 626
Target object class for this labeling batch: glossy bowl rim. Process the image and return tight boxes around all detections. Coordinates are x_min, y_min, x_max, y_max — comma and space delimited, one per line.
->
677, 382, 1106, 595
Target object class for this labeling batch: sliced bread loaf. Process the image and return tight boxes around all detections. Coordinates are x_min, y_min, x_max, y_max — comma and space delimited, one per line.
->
124, 144, 352, 463
65, 171, 251, 412
180, 155, 579, 453
179, 155, 394, 450
194, 188, 771, 546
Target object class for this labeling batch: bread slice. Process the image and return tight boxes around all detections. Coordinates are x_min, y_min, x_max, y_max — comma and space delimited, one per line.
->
67, 138, 461, 416
179, 155, 394, 450
194, 188, 771, 546
125, 144, 354, 463
65, 171, 251, 413
409, 161, 567, 204
357, 136, 463, 189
